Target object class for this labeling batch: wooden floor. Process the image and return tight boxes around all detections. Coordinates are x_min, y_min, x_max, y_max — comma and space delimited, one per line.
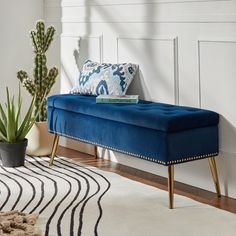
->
57, 146, 236, 213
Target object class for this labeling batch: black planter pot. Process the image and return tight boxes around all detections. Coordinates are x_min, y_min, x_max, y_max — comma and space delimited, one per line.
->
0, 139, 28, 167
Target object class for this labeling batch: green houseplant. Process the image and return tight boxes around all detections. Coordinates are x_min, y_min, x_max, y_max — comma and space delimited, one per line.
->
0, 86, 41, 167
17, 20, 58, 156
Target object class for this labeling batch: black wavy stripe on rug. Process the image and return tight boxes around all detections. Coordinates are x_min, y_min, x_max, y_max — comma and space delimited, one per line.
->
0, 156, 111, 236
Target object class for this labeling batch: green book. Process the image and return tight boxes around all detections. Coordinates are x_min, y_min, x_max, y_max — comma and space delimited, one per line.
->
96, 95, 139, 104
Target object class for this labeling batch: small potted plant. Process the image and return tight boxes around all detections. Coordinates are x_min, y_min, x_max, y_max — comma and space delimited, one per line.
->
0, 86, 41, 167
17, 20, 58, 156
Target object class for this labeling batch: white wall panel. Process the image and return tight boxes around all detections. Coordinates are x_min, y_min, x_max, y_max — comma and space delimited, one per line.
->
117, 37, 178, 103
198, 39, 236, 154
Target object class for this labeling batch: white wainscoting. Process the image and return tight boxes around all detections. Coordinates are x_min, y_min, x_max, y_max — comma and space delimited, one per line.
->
198, 39, 236, 154
45, 0, 236, 198
117, 36, 179, 104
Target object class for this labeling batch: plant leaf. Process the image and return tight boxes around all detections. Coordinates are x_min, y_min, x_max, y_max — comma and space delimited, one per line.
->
17, 96, 35, 141
18, 92, 47, 140
11, 95, 16, 138
15, 83, 22, 131
0, 130, 7, 142
0, 103, 7, 126
0, 118, 7, 138
6, 87, 15, 143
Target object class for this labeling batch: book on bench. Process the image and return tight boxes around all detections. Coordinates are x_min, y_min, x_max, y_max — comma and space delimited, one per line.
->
96, 95, 139, 104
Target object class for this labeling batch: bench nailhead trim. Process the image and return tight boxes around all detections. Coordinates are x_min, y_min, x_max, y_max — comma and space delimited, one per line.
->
49, 130, 218, 166
166, 152, 218, 165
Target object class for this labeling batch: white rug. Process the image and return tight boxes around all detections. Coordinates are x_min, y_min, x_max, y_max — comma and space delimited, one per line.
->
0, 156, 235, 236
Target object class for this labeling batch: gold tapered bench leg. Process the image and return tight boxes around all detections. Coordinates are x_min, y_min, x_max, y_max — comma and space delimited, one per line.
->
208, 156, 221, 197
94, 145, 98, 159
168, 165, 174, 209
49, 134, 60, 166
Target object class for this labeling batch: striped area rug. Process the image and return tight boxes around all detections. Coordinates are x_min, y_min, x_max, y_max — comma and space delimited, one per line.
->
0, 156, 236, 236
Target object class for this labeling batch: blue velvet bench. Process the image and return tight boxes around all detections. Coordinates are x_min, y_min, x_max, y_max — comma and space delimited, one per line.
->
47, 94, 221, 209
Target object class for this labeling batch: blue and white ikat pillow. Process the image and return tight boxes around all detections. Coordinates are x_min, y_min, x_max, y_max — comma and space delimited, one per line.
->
71, 60, 138, 96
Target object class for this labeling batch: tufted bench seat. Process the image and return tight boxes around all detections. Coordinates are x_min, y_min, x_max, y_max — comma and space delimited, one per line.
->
47, 94, 221, 208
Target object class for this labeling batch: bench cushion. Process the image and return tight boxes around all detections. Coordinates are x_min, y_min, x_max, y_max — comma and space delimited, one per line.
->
48, 94, 219, 132
48, 94, 219, 165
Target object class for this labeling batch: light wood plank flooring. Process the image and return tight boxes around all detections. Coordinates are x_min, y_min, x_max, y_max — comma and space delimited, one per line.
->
57, 146, 236, 213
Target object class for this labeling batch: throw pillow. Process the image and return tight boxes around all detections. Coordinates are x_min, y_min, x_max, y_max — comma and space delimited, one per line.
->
71, 60, 138, 95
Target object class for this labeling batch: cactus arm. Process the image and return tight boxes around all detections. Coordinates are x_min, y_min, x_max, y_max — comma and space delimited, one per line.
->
17, 71, 36, 96
30, 31, 39, 53
41, 67, 58, 97
44, 27, 56, 52
36, 21, 45, 52
17, 70, 29, 82
23, 79, 36, 97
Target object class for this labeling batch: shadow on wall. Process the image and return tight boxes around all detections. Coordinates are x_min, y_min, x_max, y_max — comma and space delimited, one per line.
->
92, 0, 172, 101
127, 70, 148, 100
75, 0, 92, 72
63, 0, 91, 150
62, 0, 172, 102
73, 38, 94, 71
73, 0, 92, 70
73, 39, 81, 72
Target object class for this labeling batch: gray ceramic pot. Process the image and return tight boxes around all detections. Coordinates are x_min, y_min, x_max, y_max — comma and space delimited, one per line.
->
0, 139, 28, 167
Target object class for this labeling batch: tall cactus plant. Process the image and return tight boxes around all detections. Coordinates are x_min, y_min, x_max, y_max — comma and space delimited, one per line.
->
17, 21, 58, 122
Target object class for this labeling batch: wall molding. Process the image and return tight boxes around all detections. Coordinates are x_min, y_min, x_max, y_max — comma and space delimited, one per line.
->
116, 35, 179, 105
61, 34, 103, 63
197, 38, 236, 108
173, 37, 179, 105
46, 14, 236, 24
46, 0, 231, 8
45, 0, 235, 23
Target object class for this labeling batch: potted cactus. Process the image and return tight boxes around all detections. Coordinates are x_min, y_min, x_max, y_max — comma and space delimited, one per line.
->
0, 86, 42, 167
17, 21, 58, 156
